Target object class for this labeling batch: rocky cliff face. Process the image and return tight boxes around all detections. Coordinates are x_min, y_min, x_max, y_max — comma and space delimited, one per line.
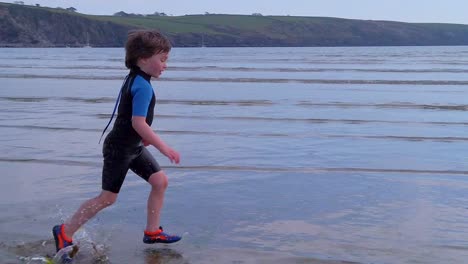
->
0, 4, 134, 47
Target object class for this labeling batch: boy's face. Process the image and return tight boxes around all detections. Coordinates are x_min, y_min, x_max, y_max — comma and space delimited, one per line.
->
139, 52, 169, 78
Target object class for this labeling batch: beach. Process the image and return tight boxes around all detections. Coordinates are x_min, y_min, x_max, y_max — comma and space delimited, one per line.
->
1, 46, 468, 263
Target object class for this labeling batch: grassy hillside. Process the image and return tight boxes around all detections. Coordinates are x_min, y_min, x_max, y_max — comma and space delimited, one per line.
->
2, 2, 468, 47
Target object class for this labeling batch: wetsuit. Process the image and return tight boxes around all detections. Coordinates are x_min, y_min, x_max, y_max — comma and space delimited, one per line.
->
101, 67, 161, 193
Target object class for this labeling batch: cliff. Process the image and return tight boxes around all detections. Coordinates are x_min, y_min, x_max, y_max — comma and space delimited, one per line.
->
2, 2, 468, 47
0, 3, 133, 47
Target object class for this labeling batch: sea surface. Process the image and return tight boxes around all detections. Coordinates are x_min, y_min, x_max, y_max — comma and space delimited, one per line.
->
1, 46, 468, 264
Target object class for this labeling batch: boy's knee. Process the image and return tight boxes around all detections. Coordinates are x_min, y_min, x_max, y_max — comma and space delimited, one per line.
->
149, 171, 168, 190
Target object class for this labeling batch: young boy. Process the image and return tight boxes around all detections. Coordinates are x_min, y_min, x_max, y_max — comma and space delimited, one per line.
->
52, 30, 181, 253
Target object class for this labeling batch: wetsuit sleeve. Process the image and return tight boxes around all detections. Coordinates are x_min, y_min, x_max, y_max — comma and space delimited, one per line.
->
131, 79, 153, 117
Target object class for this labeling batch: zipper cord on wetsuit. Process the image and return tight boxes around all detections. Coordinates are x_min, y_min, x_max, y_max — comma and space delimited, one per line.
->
99, 75, 130, 144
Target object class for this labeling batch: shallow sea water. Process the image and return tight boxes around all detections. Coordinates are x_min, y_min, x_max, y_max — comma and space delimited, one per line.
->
1, 46, 468, 263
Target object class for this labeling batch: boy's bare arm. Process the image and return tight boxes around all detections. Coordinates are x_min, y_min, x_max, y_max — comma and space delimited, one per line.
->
132, 116, 180, 164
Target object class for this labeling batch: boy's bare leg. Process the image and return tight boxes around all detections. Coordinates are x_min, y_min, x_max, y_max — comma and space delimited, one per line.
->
63, 190, 118, 238
146, 171, 168, 232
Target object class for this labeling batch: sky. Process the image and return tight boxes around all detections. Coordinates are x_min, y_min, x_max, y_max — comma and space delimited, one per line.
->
3, 0, 468, 25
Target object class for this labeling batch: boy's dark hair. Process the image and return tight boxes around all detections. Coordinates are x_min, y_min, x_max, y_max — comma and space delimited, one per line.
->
125, 30, 172, 70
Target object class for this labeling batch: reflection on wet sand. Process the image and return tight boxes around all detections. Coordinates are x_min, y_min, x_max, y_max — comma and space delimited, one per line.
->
190, 247, 360, 264
143, 248, 187, 264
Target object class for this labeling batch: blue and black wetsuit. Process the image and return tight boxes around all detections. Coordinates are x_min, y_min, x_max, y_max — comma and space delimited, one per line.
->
102, 67, 161, 193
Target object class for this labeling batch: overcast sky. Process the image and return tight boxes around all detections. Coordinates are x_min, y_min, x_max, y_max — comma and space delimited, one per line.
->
4, 0, 468, 24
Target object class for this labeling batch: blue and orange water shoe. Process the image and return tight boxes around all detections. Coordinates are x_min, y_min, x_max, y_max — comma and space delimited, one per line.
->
52, 224, 74, 252
143, 226, 181, 244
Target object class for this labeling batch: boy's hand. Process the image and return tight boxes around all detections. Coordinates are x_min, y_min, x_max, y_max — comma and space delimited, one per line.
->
142, 139, 150, 147
160, 146, 180, 164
